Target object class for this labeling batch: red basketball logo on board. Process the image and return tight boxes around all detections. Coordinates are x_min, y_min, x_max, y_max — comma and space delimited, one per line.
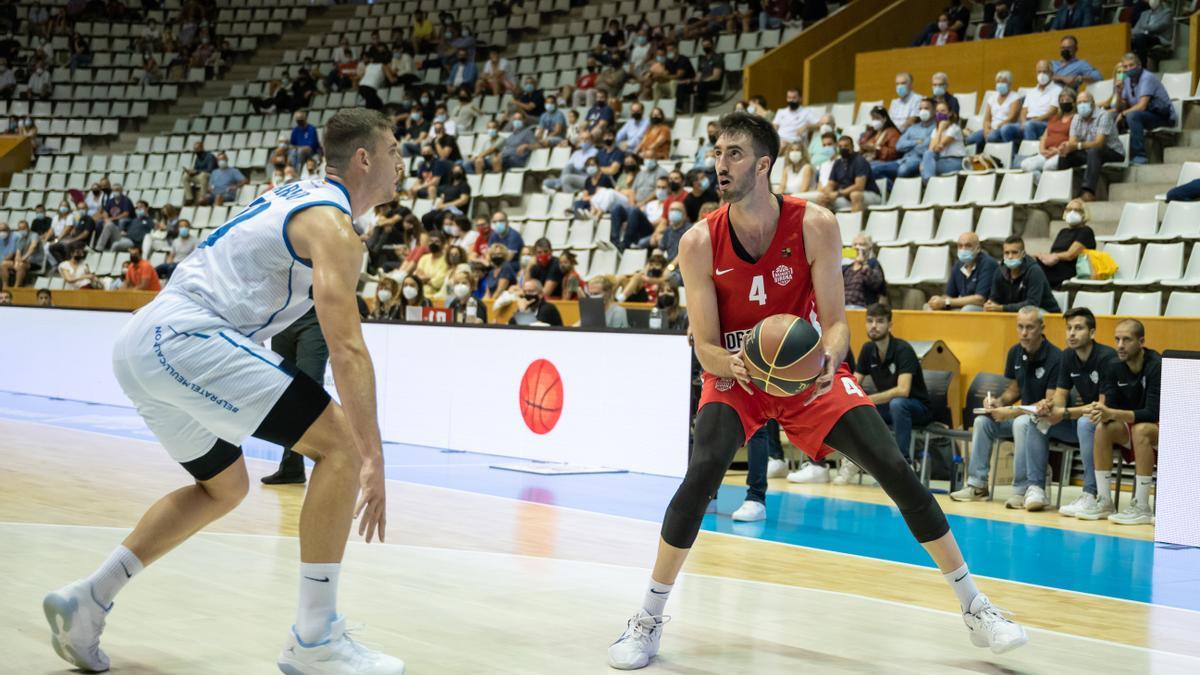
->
519, 359, 563, 434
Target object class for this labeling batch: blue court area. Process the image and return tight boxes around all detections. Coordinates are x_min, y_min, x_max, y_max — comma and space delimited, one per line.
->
3, 389, 1197, 613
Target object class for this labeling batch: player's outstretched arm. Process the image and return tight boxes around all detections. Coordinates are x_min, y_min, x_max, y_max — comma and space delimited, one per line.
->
678, 223, 752, 391
803, 202, 852, 401
290, 205, 388, 542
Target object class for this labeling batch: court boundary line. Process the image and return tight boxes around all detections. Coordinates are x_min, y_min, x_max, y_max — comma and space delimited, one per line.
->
2, 520, 1198, 663
1, 416, 1194, 618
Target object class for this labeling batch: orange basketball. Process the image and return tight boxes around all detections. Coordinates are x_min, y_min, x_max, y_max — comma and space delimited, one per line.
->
519, 359, 563, 434
742, 314, 825, 396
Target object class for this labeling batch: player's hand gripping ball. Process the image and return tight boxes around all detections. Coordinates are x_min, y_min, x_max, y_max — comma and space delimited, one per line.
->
741, 314, 825, 396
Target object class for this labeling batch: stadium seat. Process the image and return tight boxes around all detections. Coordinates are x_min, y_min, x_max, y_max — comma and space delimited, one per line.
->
1052, 289, 1069, 312
923, 207, 973, 244
863, 210, 899, 243
920, 175, 958, 208
616, 248, 647, 276
1115, 243, 1184, 285
985, 172, 1033, 205
1096, 202, 1160, 243
1165, 292, 1200, 317
870, 177, 921, 211
1156, 161, 1200, 200
1152, 201, 1200, 240
982, 142, 1012, 170
892, 245, 950, 285
954, 173, 995, 205
1031, 169, 1073, 204
975, 206, 1014, 241
1071, 290, 1115, 315
1116, 291, 1162, 316
875, 246, 910, 281
836, 211, 863, 245
885, 210, 935, 246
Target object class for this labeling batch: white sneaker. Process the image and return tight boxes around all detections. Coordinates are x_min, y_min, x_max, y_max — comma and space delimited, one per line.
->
1108, 501, 1154, 526
1076, 497, 1115, 521
1059, 492, 1097, 517
949, 484, 989, 502
731, 500, 766, 522
963, 593, 1028, 654
43, 580, 111, 673
278, 616, 405, 675
608, 609, 668, 670
1023, 486, 1047, 512
832, 461, 861, 486
1004, 493, 1025, 510
786, 462, 830, 484
766, 458, 788, 478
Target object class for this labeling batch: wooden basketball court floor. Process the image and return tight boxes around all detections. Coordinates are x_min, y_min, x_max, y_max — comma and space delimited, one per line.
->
2, 392, 1200, 674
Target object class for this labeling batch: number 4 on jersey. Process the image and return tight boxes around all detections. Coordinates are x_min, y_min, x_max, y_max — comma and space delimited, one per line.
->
842, 377, 865, 397
748, 275, 766, 306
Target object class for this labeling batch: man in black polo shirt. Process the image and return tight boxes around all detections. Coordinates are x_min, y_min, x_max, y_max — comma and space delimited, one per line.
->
1033, 307, 1117, 517
815, 135, 882, 213
1077, 319, 1161, 526
854, 304, 930, 465
952, 306, 1061, 508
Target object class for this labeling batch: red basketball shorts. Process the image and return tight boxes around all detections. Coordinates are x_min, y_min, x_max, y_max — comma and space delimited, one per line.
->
697, 364, 874, 460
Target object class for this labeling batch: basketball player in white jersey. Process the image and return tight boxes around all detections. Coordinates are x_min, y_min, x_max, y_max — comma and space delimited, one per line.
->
43, 109, 407, 674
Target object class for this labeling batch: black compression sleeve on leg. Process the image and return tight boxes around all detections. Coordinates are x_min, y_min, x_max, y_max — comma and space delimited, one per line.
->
661, 403, 746, 549
824, 406, 950, 543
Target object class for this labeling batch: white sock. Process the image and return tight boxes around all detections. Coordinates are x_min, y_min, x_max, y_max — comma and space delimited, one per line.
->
1094, 470, 1112, 502
642, 579, 673, 618
296, 563, 340, 644
1134, 475, 1153, 506
87, 545, 143, 609
943, 563, 980, 612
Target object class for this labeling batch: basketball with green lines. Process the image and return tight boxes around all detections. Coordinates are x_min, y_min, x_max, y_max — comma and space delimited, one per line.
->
742, 314, 824, 396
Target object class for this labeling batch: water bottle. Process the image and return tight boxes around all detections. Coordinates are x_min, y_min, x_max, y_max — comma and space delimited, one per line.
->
649, 307, 663, 330
465, 296, 477, 323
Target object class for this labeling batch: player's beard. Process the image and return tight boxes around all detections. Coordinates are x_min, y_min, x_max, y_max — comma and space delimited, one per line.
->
719, 171, 752, 204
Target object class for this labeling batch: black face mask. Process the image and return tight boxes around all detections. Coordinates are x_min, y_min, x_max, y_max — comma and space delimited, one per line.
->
1061, 49, 1073, 61
524, 294, 539, 303
453, 172, 465, 182
129, 254, 140, 263
657, 294, 676, 309
651, 116, 664, 125
839, 148, 853, 159
668, 181, 681, 192
708, 134, 717, 144
624, 164, 637, 172
1060, 101, 1074, 113
631, 112, 642, 120
73, 252, 86, 261
788, 101, 800, 110
429, 242, 443, 254
490, 255, 507, 266
647, 266, 663, 277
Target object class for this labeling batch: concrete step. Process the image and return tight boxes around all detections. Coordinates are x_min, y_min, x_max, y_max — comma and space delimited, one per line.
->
1164, 146, 1200, 164
1108, 180, 1176, 202
1077, 200, 1124, 225
1129, 162, 1184, 184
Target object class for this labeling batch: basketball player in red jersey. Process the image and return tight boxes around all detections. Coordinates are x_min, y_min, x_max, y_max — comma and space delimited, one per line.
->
608, 113, 1027, 669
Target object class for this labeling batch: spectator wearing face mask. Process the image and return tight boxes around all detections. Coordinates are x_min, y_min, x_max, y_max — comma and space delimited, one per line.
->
816, 136, 882, 212
109, 200, 155, 253
859, 106, 901, 163
369, 277, 403, 320
1003, 61, 1062, 150
920, 102, 966, 182
481, 243, 518, 299
288, 112, 321, 170
1056, 91, 1123, 201
182, 141, 218, 206
889, 73, 923, 131
57, 202, 95, 257
676, 37, 724, 114
58, 246, 98, 289
45, 203, 77, 262
84, 183, 106, 218
0, 220, 42, 290
585, 90, 617, 136
924, 13, 960, 46
807, 119, 838, 168
207, 154, 247, 206
614, 102, 650, 152
572, 156, 616, 218
634, 107, 672, 160
526, 237, 565, 297
414, 233, 450, 298
446, 268, 487, 323
843, 233, 887, 308
1115, 52, 1175, 166
558, 251, 585, 301
621, 252, 671, 305
778, 142, 815, 196
30, 204, 51, 237
967, 70, 1020, 154
509, 278, 563, 326
773, 88, 820, 145
986, 235, 1061, 313
1131, 0, 1173, 68
585, 275, 629, 328
682, 170, 717, 223
659, 202, 692, 282
1038, 198, 1095, 290
487, 211, 524, 254
928, 72, 960, 117
542, 130, 598, 192
595, 132, 626, 178
1050, 0, 1094, 30
122, 244, 161, 291
422, 166, 471, 230
1018, 87, 1077, 176
512, 76, 546, 119
94, 185, 135, 251
156, 221, 197, 279
874, 98, 937, 186
536, 94, 568, 147
928, 232, 997, 312
1052, 35, 1103, 90
656, 279, 688, 332
610, 175, 667, 251
397, 275, 433, 320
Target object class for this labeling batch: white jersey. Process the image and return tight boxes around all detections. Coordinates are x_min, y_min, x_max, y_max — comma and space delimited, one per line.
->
164, 178, 354, 342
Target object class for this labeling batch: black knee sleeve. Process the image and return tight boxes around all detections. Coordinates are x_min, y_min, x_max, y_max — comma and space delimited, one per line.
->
825, 406, 950, 544
661, 403, 745, 549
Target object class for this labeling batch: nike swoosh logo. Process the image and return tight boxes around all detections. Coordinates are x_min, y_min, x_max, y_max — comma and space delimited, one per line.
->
119, 561, 132, 578
715, 268, 733, 276
954, 572, 968, 583
649, 589, 669, 595
1118, 382, 1130, 387
304, 576, 330, 583
1071, 372, 1080, 377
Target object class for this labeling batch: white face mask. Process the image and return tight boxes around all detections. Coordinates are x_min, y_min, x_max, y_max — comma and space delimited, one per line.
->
453, 283, 470, 299
788, 151, 803, 163
1037, 73, 1050, 86
1065, 210, 1084, 225
402, 286, 419, 301
819, 124, 833, 135
918, 109, 932, 122
1148, 0, 1161, 8
869, 119, 883, 131
377, 290, 393, 303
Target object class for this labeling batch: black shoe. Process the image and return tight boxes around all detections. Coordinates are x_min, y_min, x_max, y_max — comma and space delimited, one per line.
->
261, 470, 306, 485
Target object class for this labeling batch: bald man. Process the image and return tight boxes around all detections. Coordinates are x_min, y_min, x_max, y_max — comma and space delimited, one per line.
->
927, 232, 998, 311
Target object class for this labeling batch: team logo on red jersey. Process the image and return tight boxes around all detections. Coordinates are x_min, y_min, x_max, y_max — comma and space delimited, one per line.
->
772, 265, 794, 287
715, 377, 734, 392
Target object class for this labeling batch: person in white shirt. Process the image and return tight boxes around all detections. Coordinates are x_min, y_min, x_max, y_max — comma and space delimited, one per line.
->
26, 63, 52, 100
1001, 60, 1062, 146
966, 70, 1021, 153
921, 101, 966, 181
58, 248, 98, 289
772, 88, 819, 144
476, 48, 513, 95
888, 72, 923, 131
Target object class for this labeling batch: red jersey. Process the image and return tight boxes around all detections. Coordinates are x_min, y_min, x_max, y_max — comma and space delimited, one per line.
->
706, 195, 820, 354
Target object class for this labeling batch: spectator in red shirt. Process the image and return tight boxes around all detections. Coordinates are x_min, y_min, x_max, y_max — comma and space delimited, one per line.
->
571, 56, 601, 109
123, 245, 161, 291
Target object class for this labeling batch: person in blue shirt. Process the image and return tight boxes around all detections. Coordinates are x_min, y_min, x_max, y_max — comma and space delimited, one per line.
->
1050, 0, 1094, 31
874, 97, 936, 186
614, 101, 649, 151
927, 232, 998, 312
536, 94, 567, 146
486, 210, 524, 254
207, 153, 248, 206
584, 90, 616, 135
1115, 53, 1177, 165
444, 49, 477, 92
288, 111, 321, 170
1051, 35, 1102, 90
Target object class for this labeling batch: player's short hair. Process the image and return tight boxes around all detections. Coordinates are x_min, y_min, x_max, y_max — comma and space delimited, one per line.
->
866, 303, 892, 321
1003, 235, 1025, 248
1063, 306, 1096, 330
715, 111, 779, 169
1117, 318, 1145, 339
323, 108, 392, 172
